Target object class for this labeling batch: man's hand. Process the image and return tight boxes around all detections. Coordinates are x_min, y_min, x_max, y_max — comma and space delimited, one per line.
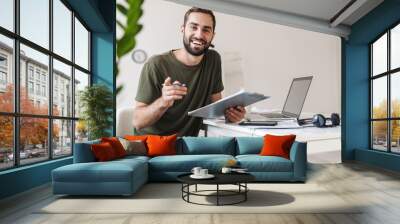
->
225, 106, 246, 123
161, 77, 187, 108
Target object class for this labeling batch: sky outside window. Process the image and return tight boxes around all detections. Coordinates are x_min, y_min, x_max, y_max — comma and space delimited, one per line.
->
53, 0, 72, 60
0, 0, 14, 31
20, 0, 49, 49
372, 33, 387, 76
391, 24, 400, 70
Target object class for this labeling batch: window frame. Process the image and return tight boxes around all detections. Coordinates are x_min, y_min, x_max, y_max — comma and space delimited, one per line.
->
370, 21, 400, 154
0, 0, 92, 171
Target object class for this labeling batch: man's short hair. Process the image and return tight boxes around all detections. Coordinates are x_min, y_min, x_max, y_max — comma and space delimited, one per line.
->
183, 7, 216, 31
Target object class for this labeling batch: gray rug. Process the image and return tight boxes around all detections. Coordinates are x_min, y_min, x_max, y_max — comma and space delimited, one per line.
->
38, 183, 361, 214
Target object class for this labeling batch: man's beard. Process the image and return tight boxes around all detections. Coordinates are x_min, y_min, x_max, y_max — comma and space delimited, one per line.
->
183, 35, 211, 56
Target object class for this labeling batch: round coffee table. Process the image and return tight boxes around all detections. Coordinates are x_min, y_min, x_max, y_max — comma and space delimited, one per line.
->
177, 173, 255, 206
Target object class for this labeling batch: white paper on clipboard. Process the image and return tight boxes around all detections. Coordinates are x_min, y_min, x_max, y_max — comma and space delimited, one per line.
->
188, 90, 269, 119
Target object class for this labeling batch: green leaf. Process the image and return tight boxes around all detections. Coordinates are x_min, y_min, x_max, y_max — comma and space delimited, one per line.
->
116, 0, 144, 96
117, 36, 136, 58
117, 3, 128, 15
116, 20, 126, 30
116, 85, 123, 95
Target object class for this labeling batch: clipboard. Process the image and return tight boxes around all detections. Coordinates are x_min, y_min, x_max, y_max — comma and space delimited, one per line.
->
188, 90, 269, 119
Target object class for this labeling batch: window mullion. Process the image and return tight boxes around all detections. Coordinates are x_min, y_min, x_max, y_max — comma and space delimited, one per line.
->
49, 0, 54, 160
13, 0, 20, 167
71, 10, 76, 154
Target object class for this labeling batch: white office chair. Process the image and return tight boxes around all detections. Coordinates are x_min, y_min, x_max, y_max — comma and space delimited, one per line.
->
116, 107, 135, 137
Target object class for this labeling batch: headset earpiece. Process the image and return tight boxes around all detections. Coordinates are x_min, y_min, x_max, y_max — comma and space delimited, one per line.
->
312, 114, 326, 127
331, 113, 340, 126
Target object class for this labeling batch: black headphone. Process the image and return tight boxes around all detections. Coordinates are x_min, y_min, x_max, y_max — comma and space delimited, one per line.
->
298, 113, 340, 128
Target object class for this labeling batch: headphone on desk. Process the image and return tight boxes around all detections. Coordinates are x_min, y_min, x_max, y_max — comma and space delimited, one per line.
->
298, 113, 340, 128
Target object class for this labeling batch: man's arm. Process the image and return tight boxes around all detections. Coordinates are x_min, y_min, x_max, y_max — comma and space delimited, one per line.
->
132, 99, 169, 130
211, 92, 246, 123
133, 77, 187, 130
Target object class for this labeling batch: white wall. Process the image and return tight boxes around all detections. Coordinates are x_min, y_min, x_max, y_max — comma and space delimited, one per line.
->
117, 0, 341, 117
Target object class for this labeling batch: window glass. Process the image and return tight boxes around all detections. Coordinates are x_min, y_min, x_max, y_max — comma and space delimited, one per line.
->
74, 69, 89, 118
20, 117, 49, 165
391, 24, 400, 70
0, 0, 14, 31
372, 121, 388, 151
53, 0, 72, 60
53, 59, 72, 117
0, 35, 14, 113
391, 120, 400, 153
0, 116, 13, 170
75, 120, 88, 143
372, 77, 387, 119
74, 18, 89, 70
372, 33, 387, 76
391, 72, 400, 118
53, 119, 72, 158
20, 0, 49, 49
20, 44, 49, 115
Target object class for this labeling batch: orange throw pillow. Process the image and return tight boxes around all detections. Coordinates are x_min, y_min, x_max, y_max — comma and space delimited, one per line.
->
124, 135, 148, 142
101, 137, 127, 158
91, 142, 117, 161
146, 134, 177, 157
259, 134, 296, 159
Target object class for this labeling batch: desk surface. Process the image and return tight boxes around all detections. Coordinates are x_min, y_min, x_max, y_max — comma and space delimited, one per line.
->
203, 119, 341, 142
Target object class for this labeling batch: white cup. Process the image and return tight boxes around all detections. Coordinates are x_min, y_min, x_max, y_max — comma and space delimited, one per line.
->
200, 169, 208, 176
191, 167, 202, 176
221, 167, 232, 174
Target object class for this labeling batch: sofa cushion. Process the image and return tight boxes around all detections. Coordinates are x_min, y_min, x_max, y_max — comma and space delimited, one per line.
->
52, 159, 147, 183
124, 135, 148, 142
260, 134, 296, 159
235, 137, 263, 155
236, 155, 293, 172
73, 140, 100, 163
101, 137, 127, 158
147, 134, 177, 157
148, 154, 235, 172
177, 137, 236, 155
119, 138, 147, 156
91, 142, 118, 161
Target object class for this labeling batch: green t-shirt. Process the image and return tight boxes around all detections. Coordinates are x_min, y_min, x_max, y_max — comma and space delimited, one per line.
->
134, 49, 224, 136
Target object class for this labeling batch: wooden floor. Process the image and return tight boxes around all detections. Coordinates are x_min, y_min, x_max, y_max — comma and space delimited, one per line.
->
1, 162, 400, 224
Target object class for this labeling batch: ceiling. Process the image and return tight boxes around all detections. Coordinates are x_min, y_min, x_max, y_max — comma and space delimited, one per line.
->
165, 0, 384, 38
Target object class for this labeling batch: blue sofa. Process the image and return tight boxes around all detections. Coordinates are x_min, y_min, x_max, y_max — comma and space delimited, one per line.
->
52, 137, 307, 196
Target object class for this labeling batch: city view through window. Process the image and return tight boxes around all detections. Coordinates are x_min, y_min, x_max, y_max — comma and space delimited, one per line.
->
0, 0, 91, 170
371, 23, 400, 153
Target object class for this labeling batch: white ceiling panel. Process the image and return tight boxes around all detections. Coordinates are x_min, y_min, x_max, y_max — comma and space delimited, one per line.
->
165, 0, 384, 38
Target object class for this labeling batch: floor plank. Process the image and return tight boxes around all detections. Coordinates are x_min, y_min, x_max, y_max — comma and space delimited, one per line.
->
1, 162, 400, 224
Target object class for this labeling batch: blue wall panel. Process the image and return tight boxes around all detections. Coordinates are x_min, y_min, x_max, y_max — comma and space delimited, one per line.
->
344, 0, 400, 171
0, 158, 72, 199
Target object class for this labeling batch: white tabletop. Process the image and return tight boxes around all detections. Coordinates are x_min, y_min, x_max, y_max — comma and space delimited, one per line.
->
203, 119, 341, 142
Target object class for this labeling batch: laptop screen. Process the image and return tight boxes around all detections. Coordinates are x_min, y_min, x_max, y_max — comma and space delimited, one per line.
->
282, 76, 313, 117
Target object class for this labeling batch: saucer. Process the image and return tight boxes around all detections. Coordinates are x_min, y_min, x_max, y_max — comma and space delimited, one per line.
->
190, 174, 215, 179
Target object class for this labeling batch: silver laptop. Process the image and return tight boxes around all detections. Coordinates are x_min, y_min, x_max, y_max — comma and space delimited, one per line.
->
262, 76, 313, 119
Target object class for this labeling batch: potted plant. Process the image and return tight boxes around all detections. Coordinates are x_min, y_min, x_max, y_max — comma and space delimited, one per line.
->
79, 84, 113, 140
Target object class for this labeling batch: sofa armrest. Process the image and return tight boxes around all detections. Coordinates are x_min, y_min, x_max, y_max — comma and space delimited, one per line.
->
73, 140, 100, 163
289, 141, 307, 181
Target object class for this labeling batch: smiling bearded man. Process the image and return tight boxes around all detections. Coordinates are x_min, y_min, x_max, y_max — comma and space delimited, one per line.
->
132, 7, 246, 137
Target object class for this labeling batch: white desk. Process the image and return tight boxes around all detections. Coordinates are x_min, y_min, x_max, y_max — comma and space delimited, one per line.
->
203, 119, 342, 163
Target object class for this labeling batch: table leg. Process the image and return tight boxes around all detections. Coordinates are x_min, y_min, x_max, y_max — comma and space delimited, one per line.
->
217, 184, 219, 206
245, 183, 247, 201
195, 184, 197, 192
